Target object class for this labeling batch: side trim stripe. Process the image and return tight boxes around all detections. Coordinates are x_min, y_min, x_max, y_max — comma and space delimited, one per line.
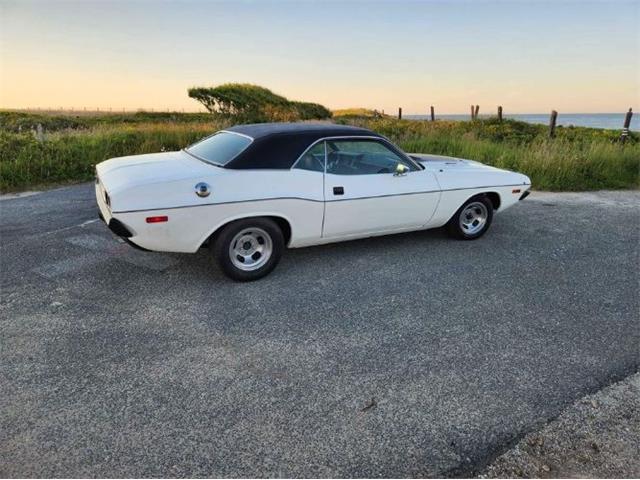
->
112, 184, 530, 214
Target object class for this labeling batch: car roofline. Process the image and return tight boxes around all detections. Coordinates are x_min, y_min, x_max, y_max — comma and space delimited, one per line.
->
225, 122, 374, 139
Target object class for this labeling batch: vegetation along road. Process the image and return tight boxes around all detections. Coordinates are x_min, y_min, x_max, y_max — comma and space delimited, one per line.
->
1, 107, 638, 192
1, 184, 638, 477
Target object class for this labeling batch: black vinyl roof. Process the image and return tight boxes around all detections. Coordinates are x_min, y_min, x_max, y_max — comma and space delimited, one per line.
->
223, 123, 382, 169
226, 122, 375, 139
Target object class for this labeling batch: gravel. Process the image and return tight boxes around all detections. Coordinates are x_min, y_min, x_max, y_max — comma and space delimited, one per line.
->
481, 372, 640, 478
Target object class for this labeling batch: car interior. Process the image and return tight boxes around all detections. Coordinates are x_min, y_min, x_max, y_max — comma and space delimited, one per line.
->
296, 140, 416, 175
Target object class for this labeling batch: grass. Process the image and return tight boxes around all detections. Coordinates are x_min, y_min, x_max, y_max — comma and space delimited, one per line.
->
0, 118, 227, 192
332, 108, 385, 118
339, 117, 639, 191
0, 110, 638, 192
0, 110, 213, 133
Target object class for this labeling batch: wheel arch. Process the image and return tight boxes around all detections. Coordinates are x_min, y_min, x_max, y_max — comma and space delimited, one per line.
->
484, 191, 501, 211
463, 191, 501, 211
199, 213, 293, 249
444, 191, 501, 226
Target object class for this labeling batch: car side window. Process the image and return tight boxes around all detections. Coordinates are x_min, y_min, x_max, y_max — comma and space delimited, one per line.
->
294, 142, 325, 172
325, 140, 416, 175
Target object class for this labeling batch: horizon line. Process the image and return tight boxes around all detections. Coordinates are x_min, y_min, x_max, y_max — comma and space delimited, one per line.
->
0, 107, 634, 116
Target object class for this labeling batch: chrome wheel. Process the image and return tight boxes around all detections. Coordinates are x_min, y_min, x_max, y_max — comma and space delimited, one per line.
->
228, 227, 273, 271
459, 201, 488, 235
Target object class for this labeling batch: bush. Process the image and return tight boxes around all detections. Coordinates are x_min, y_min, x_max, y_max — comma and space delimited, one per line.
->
0, 111, 88, 133
187, 83, 331, 122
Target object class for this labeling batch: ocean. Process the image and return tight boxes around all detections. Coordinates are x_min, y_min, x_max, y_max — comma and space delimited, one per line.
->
405, 113, 638, 131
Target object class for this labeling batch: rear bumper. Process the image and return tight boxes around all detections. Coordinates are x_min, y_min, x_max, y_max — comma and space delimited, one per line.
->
96, 183, 132, 238
108, 217, 133, 238
96, 181, 149, 251
98, 211, 150, 251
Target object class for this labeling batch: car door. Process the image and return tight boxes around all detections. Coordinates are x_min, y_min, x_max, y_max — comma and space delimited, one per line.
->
322, 138, 441, 239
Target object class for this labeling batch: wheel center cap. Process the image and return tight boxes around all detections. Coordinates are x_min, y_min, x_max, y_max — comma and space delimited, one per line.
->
242, 241, 252, 250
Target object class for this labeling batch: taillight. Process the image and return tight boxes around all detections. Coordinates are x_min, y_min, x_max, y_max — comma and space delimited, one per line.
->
146, 216, 168, 223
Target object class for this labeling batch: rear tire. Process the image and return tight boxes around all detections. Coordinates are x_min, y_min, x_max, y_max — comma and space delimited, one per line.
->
212, 218, 284, 281
446, 195, 494, 240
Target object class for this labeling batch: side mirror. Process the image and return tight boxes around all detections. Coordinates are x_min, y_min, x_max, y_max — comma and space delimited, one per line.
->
394, 163, 409, 176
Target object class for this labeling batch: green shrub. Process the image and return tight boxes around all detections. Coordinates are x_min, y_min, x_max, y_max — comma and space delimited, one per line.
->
0, 111, 88, 133
188, 83, 331, 122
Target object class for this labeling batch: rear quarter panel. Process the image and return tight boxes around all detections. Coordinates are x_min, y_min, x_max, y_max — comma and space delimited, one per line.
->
112, 169, 324, 253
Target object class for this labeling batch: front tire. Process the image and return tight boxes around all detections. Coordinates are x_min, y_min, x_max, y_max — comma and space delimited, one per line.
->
212, 218, 284, 281
446, 195, 494, 240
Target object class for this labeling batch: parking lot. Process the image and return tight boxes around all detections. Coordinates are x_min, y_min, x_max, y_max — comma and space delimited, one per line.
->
1, 184, 638, 477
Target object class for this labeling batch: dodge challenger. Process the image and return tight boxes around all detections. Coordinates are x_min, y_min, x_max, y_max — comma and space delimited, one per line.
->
95, 123, 531, 280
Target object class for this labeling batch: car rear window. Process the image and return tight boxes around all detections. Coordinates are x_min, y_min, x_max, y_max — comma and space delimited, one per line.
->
185, 131, 252, 166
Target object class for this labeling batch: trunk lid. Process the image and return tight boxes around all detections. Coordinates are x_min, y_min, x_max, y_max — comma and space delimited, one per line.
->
96, 150, 217, 194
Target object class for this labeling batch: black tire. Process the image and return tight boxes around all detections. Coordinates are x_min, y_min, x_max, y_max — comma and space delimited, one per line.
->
446, 195, 494, 240
212, 217, 284, 281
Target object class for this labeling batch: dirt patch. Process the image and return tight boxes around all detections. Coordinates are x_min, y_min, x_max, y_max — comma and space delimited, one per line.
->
481, 373, 640, 478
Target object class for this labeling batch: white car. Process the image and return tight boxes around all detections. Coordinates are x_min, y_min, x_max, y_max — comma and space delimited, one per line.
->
96, 123, 531, 280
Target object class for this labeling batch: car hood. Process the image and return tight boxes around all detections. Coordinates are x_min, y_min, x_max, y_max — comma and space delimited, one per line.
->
410, 153, 504, 172
96, 150, 216, 194
410, 153, 531, 187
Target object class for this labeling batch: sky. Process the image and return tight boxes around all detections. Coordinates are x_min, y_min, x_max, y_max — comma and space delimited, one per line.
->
1, 0, 639, 114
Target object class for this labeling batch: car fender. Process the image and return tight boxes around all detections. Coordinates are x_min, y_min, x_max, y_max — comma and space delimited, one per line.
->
197, 210, 296, 249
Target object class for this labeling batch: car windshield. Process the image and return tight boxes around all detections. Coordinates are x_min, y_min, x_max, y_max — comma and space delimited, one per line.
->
185, 132, 252, 166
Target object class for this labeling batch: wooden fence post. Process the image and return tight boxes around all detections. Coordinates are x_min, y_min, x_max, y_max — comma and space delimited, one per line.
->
621, 108, 633, 143
498, 106, 503, 122
35, 123, 44, 142
471, 105, 475, 120
398, 107, 402, 120
549, 110, 558, 138
474, 105, 480, 119
430, 106, 435, 121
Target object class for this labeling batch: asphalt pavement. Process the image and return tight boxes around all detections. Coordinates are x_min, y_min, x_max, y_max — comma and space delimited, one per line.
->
1, 184, 638, 477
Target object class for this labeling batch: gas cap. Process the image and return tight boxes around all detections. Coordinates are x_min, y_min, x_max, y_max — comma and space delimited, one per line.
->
195, 182, 211, 198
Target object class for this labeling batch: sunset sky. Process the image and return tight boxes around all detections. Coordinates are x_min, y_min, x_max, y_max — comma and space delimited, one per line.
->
1, 0, 638, 114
